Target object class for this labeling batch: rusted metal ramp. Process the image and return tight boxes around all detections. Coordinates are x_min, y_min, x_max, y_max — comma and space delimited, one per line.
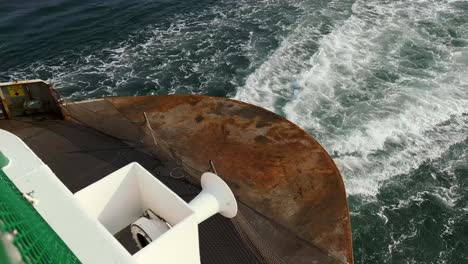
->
62, 95, 353, 264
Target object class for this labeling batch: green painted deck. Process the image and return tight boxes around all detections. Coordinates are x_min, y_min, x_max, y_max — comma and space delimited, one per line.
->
0, 151, 80, 264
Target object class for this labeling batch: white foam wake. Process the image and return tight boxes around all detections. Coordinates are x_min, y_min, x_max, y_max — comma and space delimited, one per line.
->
236, 0, 468, 196
5, 0, 306, 100
235, 0, 355, 112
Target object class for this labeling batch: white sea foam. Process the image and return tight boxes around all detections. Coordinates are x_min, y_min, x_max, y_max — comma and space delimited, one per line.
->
4, 0, 468, 199
236, 0, 354, 112
6, 0, 305, 100
236, 0, 468, 197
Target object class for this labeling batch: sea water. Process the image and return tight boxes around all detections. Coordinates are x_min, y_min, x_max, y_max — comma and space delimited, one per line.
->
1, 0, 467, 262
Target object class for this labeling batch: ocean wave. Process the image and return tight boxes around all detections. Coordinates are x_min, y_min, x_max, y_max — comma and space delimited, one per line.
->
3, 0, 306, 100
3, 0, 468, 200
236, 0, 468, 196
351, 137, 468, 263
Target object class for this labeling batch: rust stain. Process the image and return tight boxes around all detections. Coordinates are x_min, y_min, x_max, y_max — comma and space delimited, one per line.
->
107, 95, 353, 263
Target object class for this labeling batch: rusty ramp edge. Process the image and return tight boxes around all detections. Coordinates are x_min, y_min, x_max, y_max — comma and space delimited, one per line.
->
62, 95, 353, 264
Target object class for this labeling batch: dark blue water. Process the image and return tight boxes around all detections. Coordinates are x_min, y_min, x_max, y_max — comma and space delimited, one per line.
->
1, 0, 467, 263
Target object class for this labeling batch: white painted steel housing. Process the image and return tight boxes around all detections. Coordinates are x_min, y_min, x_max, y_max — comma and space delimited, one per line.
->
0, 129, 238, 264
75, 163, 202, 264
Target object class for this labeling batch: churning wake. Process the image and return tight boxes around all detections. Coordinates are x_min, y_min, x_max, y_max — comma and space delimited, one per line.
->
236, 0, 468, 196
4, 0, 307, 99
3, 0, 468, 197
1, 0, 467, 262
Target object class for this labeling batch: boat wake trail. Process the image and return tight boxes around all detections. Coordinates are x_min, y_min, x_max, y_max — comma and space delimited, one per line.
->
2, 0, 468, 262
236, 0, 468, 197
4, 0, 306, 100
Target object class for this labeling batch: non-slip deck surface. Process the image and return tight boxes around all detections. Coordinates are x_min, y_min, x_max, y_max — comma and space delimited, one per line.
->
0, 118, 263, 264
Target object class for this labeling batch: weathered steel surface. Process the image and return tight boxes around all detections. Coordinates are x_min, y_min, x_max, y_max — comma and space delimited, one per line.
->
0, 118, 267, 263
105, 95, 353, 264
